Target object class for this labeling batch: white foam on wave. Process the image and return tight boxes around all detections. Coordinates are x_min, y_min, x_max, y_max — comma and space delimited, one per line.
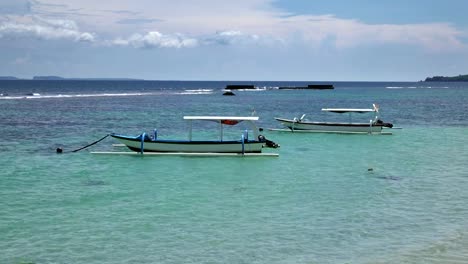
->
0, 92, 156, 100
177, 89, 214, 95
177, 91, 213, 95
0, 90, 219, 100
184, 89, 213, 92
235, 87, 267, 91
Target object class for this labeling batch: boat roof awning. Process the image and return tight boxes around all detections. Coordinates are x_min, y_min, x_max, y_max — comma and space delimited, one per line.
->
183, 116, 259, 121
321, 108, 375, 113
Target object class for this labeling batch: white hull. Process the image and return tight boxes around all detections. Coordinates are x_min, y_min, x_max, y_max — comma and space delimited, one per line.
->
113, 136, 264, 153
92, 151, 279, 157
275, 118, 383, 133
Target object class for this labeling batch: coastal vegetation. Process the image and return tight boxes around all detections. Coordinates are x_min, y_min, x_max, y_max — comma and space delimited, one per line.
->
425, 74, 468, 81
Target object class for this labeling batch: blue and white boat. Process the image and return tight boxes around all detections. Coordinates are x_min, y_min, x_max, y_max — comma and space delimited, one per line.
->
111, 116, 279, 153
274, 104, 393, 134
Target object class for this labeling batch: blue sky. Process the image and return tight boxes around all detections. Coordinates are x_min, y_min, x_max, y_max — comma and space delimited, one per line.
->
1, 0, 467, 81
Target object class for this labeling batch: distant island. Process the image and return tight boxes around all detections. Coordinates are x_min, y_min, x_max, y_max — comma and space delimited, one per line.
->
425, 74, 468, 82
33, 76, 65, 80
32, 76, 143, 81
0, 76, 19, 80
0, 76, 143, 81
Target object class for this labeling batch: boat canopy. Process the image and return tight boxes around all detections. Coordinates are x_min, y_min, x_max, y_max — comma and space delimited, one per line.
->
183, 116, 260, 140
321, 108, 375, 113
183, 116, 259, 121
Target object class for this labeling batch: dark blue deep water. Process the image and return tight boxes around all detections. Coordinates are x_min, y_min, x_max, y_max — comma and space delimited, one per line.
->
1, 80, 468, 263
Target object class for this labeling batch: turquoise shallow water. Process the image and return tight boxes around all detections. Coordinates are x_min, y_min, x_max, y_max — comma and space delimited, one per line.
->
1, 81, 468, 263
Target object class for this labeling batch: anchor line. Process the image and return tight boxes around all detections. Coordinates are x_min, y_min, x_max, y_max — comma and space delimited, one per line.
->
69, 134, 110, 153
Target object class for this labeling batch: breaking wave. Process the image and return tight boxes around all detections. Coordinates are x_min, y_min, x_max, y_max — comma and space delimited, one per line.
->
178, 89, 214, 95
0, 90, 215, 100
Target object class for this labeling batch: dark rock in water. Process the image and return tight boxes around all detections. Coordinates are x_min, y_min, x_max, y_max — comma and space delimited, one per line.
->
223, 91, 235, 96
225, 84, 255, 90
233, 187, 247, 192
375, 175, 401, 181
83, 180, 108, 186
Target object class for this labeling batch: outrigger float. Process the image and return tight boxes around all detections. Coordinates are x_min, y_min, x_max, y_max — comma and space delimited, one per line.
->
92, 116, 279, 157
272, 104, 394, 135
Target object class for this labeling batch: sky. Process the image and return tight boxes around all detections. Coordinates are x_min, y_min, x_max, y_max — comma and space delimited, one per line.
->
1, 0, 468, 81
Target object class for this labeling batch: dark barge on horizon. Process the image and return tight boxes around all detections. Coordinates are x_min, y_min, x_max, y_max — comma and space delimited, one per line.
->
278, 84, 334, 90
225, 84, 256, 90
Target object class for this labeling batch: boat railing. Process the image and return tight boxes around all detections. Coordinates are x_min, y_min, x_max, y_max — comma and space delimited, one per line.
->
241, 133, 245, 154
299, 114, 306, 122
140, 132, 146, 154
153, 129, 158, 140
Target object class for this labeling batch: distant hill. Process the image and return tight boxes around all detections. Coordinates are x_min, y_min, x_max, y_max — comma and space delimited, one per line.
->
31, 76, 143, 81
68, 78, 144, 81
0, 76, 19, 80
33, 76, 65, 80
425, 74, 468, 82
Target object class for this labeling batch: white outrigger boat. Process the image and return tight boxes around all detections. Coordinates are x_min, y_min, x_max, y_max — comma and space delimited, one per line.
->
110, 116, 279, 154
274, 104, 393, 134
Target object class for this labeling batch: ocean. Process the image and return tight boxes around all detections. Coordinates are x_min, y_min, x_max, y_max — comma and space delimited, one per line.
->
1, 80, 468, 263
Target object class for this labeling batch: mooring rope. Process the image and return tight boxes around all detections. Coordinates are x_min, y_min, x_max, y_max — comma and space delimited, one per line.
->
71, 134, 110, 152
57, 134, 110, 153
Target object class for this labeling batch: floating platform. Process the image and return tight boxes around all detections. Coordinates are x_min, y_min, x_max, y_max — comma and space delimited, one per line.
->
278, 84, 334, 90
91, 151, 279, 157
225, 84, 255, 90
308, 84, 334, 89
268, 128, 392, 135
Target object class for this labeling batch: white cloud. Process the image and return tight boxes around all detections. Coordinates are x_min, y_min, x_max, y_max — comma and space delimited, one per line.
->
2, 0, 466, 52
0, 15, 95, 42
204, 31, 260, 45
284, 15, 465, 52
112, 31, 197, 48
109, 30, 268, 49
